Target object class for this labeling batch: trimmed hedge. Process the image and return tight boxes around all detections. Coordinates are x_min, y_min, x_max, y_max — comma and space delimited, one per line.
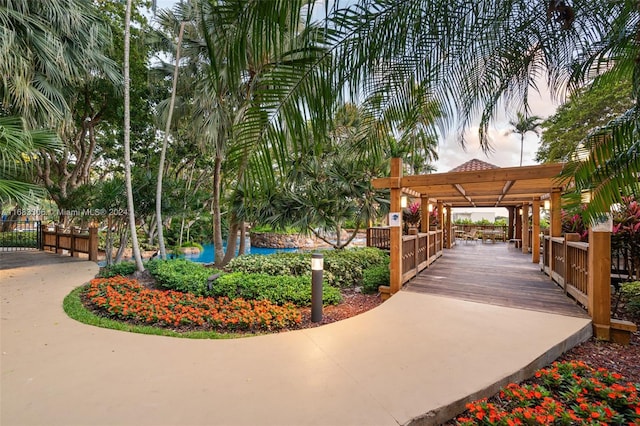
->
212, 272, 342, 307
148, 259, 217, 296
226, 247, 389, 288
97, 261, 138, 278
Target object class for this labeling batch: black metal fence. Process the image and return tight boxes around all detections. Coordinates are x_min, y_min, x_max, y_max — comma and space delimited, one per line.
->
0, 220, 42, 251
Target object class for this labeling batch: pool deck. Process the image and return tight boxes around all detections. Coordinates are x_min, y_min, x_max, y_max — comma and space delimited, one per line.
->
1, 250, 591, 426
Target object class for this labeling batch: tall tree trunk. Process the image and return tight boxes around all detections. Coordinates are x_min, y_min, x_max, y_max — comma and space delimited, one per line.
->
156, 22, 185, 260
222, 218, 239, 265
520, 135, 524, 166
123, 0, 144, 272
238, 221, 246, 255
212, 155, 224, 267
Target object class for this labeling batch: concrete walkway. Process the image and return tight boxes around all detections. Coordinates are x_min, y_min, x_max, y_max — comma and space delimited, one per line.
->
1, 251, 592, 426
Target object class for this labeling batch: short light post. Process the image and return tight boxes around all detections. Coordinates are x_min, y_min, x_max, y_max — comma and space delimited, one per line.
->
311, 252, 324, 323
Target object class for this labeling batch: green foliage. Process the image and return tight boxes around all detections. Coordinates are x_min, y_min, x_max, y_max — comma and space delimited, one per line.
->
226, 247, 389, 288
251, 225, 301, 234
227, 252, 311, 276
323, 248, 389, 288
537, 78, 634, 163
98, 261, 138, 278
180, 241, 204, 251
620, 282, 640, 316
212, 273, 341, 307
148, 259, 218, 296
362, 264, 390, 294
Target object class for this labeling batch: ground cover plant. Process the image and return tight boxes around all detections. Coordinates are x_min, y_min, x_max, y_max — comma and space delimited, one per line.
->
454, 360, 640, 425
84, 276, 301, 332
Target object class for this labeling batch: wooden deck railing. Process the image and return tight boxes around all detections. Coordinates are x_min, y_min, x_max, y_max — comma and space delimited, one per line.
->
42, 225, 98, 261
542, 234, 588, 309
366, 227, 391, 250
401, 231, 443, 283
564, 240, 589, 308
367, 227, 443, 284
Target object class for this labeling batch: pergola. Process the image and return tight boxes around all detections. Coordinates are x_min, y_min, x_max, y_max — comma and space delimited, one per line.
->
372, 158, 570, 293
370, 157, 636, 343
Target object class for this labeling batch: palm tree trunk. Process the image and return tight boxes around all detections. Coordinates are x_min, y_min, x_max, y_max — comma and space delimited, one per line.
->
520, 135, 524, 166
156, 21, 185, 260
212, 155, 224, 267
123, 0, 144, 272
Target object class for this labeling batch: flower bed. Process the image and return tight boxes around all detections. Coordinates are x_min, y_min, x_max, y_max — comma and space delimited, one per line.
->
456, 360, 639, 425
84, 277, 301, 332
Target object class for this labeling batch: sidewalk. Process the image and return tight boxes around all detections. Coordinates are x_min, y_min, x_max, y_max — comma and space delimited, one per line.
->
0, 251, 592, 426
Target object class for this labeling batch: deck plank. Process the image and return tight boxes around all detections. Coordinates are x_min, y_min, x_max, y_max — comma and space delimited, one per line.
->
403, 242, 590, 318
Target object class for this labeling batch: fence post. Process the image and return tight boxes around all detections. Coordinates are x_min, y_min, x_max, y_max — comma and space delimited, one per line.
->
89, 227, 98, 262
55, 225, 63, 254
588, 227, 611, 340
70, 226, 76, 257
38, 221, 44, 250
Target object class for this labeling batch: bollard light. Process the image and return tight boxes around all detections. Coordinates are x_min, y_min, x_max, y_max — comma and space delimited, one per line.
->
311, 253, 324, 323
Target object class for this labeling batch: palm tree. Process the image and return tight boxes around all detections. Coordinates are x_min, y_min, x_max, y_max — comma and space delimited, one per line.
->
0, 0, 119, 127
123, 0, 144, 272
0, 117, 60, 207
509, 112, 542, 166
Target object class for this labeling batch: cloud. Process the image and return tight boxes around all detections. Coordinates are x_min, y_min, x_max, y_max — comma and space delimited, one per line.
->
436, 82, 560, 172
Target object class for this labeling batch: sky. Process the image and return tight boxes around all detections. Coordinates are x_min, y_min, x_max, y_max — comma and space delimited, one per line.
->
151, 0, 559, 174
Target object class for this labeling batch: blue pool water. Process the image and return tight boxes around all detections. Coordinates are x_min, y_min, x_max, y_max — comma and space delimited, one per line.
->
184, 243, 299, 263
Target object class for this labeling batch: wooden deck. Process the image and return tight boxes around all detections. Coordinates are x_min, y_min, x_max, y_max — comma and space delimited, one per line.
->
404, 241, 590, 318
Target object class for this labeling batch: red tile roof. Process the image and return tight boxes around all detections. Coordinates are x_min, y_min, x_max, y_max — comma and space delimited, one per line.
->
449, 158, 499, 173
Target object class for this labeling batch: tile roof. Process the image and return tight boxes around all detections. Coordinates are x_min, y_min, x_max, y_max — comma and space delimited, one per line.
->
449, 158, 500, 173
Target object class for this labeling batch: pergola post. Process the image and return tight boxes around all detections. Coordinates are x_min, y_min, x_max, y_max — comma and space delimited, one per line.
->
588, 227, 611, 340
420, 195, 430, 233
437, 200, 444, 249
532, 198, 540, 264
549, 188, 562, 280
421, 195, 430, 261
446, 205, 452, 248
521, 203, 530, 254
515, 207, 522, 240
389, 158, 403, 295
508, 207, 515, 240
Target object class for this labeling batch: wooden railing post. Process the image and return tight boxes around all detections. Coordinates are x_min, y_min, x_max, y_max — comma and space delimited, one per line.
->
588, 227, 611, 340
55, 225, 63, 254
89, 227, 98, 261
70, 226, 76, 257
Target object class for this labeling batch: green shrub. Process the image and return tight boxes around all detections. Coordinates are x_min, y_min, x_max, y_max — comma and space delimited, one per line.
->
98, 261, 137, 278
148, 259, 217, 296
226, 247, 389, 288
362, 264, 390, 294
620, 281, 640, 316
323, 248, 389, 288
212, 272, 342, 306
180, 241, 204, 251
227, 252, 310, 276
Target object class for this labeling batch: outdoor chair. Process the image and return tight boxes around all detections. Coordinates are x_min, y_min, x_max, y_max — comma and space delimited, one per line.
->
464, 229, 478, 244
